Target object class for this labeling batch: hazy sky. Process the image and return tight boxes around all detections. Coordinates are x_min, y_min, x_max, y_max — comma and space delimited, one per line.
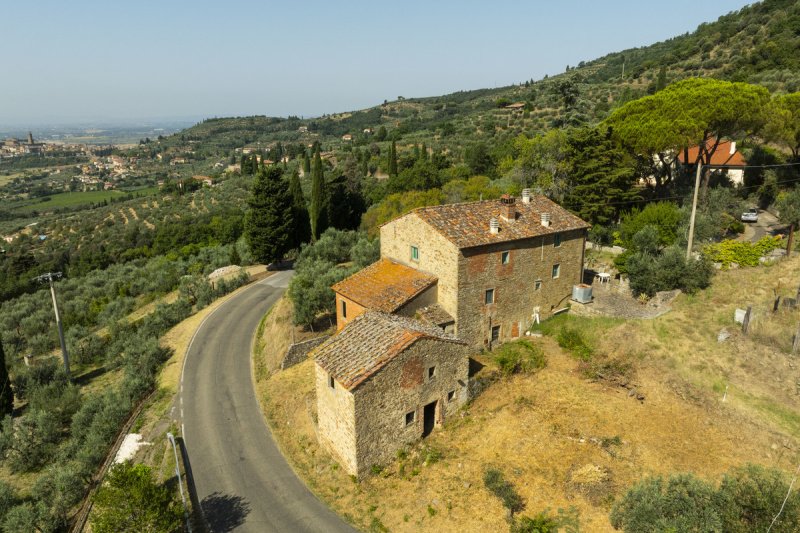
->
1, 0, 753, 126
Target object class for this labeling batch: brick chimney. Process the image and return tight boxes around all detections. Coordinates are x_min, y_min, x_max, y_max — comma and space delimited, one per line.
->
500, 194, 516, 222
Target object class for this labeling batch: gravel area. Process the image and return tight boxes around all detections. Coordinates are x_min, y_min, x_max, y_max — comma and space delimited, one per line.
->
572, 281, 679, 319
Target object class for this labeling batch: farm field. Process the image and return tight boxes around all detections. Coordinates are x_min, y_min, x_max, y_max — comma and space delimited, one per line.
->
7, 187, 159, 213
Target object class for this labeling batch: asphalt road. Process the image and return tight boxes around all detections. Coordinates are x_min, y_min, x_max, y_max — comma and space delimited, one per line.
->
181, 271, 355, 533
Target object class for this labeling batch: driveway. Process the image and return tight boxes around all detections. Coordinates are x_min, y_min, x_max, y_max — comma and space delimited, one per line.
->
741, 209, 784, 242
181, 271, 355, 532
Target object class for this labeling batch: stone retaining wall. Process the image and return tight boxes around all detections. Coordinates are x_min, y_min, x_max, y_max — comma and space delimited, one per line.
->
281, 336, 330, 370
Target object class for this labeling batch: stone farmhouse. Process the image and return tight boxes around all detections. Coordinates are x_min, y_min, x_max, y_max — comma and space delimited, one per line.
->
313, 191, 589, 476
336, 191, 590, 348
314, 311, 469, 478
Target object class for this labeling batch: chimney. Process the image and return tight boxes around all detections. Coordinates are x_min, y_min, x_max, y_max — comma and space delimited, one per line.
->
500, 194, 516, 222
522, 188, 532, 204
729, 141, 736, 155
541, 213, 551, 227
489, 217, 499, 234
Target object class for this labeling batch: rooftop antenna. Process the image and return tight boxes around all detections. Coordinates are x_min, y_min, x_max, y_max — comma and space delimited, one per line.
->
33, 272, 70, 377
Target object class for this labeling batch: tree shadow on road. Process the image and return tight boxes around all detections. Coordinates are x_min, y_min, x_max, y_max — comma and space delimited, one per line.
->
201, 492, 251, 532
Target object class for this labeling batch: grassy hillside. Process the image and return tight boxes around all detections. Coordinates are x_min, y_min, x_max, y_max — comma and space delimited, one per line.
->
166, 0, 800, 161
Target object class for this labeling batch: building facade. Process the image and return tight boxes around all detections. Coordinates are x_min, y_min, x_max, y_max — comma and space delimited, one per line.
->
313, 312, 469, 478
378, 192, 589, 348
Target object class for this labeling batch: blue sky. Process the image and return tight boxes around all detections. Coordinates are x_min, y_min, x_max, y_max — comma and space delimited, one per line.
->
1, 0, 752, 126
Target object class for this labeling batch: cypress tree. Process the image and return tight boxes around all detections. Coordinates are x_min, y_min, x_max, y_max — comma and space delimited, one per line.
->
244, 166, 294, 264
0, 338, 13, 419
388, 140, 398, 177
289, 169, 312, 248
303, 151, 311, 175
310, 145, 328, 240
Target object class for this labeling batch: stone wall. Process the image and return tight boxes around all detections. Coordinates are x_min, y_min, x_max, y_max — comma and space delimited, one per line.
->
396, 284, 438, 318
281, 336, 330, 370
351, 338, 469, 478
456, 228, 586, 348
315, 364, 358, 474
381, 213, 460, 319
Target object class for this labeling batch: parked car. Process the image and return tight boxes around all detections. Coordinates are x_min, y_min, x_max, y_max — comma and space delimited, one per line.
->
741, 208, 759, 222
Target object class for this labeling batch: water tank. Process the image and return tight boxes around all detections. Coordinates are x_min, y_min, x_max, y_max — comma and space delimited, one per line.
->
572, 284, 593, 304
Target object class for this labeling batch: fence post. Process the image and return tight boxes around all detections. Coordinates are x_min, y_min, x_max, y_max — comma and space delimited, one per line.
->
742, 305, 753, 334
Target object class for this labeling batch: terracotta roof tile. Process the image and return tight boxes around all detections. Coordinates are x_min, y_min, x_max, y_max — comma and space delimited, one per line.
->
677, 138, 746, 167
412, 195, 589, 249
332, 258, 437, 313
312, 311, 465, 391
416, 304, 454, 327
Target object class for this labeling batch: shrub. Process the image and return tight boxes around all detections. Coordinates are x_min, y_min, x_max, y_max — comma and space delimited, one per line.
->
494, 340, 547, 375
484, 467, 524, 514
556, 327, 593, 360
627, 246, 713, 297
619, 202, 682, 247
91, 462, 183, 533
715, 464, 800, 533
703, 235, 782, 268
511, 508, 580, 533
610, 474, 721, 532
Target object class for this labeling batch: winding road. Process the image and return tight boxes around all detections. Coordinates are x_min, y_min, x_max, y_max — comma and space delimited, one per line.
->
181, 271, 354, 533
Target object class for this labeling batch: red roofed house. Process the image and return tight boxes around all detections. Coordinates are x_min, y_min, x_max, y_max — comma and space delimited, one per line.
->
677, 138, 747, 185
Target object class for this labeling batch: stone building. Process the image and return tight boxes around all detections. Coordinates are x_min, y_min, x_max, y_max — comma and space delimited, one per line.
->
313, 311, 469, 478
314, 191, 588, 475
332, 257, 440, 331
377, 191, 589, 348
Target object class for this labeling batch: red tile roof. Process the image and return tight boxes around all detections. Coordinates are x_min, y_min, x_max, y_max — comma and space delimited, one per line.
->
332, 258, 437, 313
313, 311, 465, 391
412, 195, 589, 249
677, 139, 746, 167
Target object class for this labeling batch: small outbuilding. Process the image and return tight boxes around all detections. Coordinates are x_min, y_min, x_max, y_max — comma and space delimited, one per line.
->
313, 311, 469, 477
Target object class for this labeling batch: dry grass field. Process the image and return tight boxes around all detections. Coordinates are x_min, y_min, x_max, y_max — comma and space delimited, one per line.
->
254, 256, 800, 532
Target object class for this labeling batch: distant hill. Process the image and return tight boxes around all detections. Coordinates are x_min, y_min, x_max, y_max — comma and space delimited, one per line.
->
170, 0, 800, 160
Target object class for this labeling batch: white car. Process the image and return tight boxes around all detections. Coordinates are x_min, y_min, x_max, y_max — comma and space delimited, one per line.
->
741, 208, 759, 222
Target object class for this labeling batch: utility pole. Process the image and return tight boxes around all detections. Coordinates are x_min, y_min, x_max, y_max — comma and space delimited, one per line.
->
34, 272, 70, 377
686, 163, 703, 260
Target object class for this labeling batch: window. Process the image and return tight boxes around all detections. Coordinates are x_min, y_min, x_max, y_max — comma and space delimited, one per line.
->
447, 390, 455, 402
341, 299, 347, 319
491, 325, 501, 343
328, 375, 335, 389
427, 366, 436, 380
552, 263, 560, 279
410, 245, 419, 261
554, 233, 562, 247
485, 288, 495, 305
405, 411, 415, 426
501, 251, 510, 265
534, 279, 542, 291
